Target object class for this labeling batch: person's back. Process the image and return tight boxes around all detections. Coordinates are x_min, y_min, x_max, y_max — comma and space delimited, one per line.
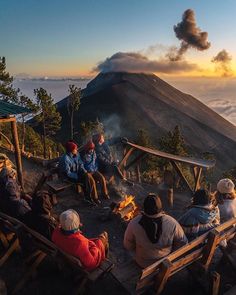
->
179, 190, 219, 241
216, 179, 236, 222
52, 210, 108, 271
124, 194, 187, 268
23, 191, 58, 240
0, 167, 31, 219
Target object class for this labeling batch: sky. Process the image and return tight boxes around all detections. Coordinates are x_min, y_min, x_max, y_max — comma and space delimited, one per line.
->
1, 0, 236, 77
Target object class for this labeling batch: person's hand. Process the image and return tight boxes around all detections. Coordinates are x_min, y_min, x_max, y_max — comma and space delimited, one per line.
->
120, 137, 128, 144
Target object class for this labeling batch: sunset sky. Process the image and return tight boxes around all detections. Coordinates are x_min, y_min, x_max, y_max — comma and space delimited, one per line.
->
1, 0, 236, 78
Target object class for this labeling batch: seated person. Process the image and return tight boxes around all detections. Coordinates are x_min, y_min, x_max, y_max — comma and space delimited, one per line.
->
59, 140, 101, 204
215, 178, 236, 222
92, 133, 130, 184
52, 209, 108, 271
124, 194, 187, 268
179, 189, 220, 241
0, 167, 31, 220
23, 190, 58, 240
59, 140, 86, 183
80, 140, 109, 201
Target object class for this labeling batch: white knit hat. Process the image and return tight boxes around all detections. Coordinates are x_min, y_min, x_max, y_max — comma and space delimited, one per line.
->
59, 209, 80, 232
217, 178, 235, 194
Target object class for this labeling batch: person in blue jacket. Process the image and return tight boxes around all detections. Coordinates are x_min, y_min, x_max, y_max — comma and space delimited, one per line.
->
80, 140, 109, 202
178, 189, 220, 241
59, 141, 101, 204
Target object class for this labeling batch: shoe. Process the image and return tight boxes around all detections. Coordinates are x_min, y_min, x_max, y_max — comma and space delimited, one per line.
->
103, 194, 110, 200
93, 199, 101, 205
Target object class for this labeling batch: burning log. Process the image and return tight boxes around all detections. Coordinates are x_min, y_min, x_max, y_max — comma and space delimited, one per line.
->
116, 203, 135, 219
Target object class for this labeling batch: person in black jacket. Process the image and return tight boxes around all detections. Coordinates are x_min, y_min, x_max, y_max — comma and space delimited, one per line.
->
92, 133, 132, 185
0, 167, 31, 220
23, 190, 58, 240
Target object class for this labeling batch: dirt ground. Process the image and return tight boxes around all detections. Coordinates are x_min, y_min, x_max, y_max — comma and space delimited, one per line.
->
0, 153, 236, 294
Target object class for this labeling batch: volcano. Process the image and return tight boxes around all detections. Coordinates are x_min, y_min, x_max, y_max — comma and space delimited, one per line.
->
56, 72, 236, 173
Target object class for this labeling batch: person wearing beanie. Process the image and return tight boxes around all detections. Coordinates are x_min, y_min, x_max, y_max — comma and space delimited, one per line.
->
52, 209, 108, 271
0, 167, 31, 220
92, 133, 131, 185
124, 194, 187, 268
215, 178, 236, 222
80, 140, 109, 202
23, 190, 58, 240
178, 189, 220, 241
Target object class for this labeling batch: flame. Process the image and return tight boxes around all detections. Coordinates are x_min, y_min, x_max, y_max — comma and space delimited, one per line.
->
117, 195, 138, 221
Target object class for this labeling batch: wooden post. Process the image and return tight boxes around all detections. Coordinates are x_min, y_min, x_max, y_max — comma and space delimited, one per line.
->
48, 148, 52, 160
209, 271, 220, 295
155, 259, 172, 295
136, 164, 141, 183
201, 229, 220, 270
10, 118, 24, 189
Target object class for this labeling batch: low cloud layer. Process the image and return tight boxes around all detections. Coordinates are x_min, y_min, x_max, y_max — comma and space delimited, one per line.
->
211, 49, 233, 77
94, 52, 198, 74
167, 9, 211, 61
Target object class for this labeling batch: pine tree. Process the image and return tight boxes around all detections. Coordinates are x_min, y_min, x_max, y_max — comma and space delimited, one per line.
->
67, 85, 81, 139
34, 88, 61, 158
0, 57, 18, 101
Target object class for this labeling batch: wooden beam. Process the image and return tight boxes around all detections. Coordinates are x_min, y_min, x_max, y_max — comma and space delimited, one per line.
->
209, 271, 220, 295
0, 131, 13, 150
0, 117, 15, 123
10, 117, 24, 189
119, 147, 135, 169
125, 152, 146, 170
154, 259, 172, 295
194, 167, 202, 192
201, 229, 220, 270
170, 161, 193, 192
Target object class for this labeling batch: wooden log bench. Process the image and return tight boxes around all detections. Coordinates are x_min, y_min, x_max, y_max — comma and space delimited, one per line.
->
0, 212, 114, 294
112, 218, 236, 295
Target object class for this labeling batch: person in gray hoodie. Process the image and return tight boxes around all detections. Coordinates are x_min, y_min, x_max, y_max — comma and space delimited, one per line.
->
178, 189, 220, 241
124, 194, 187, 268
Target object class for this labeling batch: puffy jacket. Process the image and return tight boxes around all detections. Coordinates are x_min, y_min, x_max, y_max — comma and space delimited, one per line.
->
94, 142, 112, 166
80, 151, 98, 173
178, 205, 220, 241
124, 213, 187, 268
59, 153, 86, 181
52, 227, 105, 271
0, 177, 31, 219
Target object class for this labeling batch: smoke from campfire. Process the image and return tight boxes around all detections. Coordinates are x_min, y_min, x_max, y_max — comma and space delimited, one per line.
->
211, 49, 233, 77
94, 52, 198, 74
167, 9, 211, 61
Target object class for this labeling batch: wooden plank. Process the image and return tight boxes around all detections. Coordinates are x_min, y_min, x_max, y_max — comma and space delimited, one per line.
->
140, 231, 209, 280
201, 229, 220, 270
171, 160, 193, 192
154, 259, 173, 295
10, 118, 24, 189
209, 271, 220, 295
0, 117, 15, 123
119, 147, 135, 169
194, 167, 202, 192
46, 180, 72, 193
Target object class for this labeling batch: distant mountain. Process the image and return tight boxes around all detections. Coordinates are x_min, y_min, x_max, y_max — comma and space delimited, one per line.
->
56, 72, 236, 173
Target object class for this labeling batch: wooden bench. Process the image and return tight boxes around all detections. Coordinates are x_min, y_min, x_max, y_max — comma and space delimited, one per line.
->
0, 212, 114, 294
112, 218, 236, 295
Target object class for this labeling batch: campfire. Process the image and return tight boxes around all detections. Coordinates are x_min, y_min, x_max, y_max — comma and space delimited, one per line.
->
111, 195, 139, 221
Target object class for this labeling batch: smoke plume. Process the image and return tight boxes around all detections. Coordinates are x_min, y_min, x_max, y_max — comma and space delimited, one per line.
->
167, 9, 211, 61
211, 49, 233, 77
94, 52, 198, 74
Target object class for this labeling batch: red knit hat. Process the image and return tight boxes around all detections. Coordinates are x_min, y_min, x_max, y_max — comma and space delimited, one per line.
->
84, 140, 95, 151
65, 141, 78, 153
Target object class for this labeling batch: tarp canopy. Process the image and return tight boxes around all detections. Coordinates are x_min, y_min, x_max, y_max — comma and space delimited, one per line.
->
0, 100, 30, 117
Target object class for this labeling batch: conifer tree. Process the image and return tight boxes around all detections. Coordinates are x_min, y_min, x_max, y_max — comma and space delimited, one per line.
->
67, 85, 81, 139
34, 88, 61, 158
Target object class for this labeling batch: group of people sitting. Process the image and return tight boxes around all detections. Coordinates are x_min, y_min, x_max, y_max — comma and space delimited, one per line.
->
0, 148, 236, 273
59, 133, 128, 205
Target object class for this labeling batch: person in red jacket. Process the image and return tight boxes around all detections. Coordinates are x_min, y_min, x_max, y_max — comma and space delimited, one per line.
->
52, 209, 108, 271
